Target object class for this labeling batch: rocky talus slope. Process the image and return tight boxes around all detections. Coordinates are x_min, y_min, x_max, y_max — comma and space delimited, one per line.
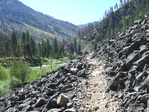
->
0, 56, 90, 112
93, 15, 149, 111
0, 53, 120, 112
0, 15, 149, 112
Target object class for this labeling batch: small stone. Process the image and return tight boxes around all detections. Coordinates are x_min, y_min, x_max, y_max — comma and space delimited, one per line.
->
105, 102, 109, 108
57, 94, 69, 105
147, 99, 149, 109
47, 108, 61, 112
67, 102, 73, 108
18, 103, 27, 109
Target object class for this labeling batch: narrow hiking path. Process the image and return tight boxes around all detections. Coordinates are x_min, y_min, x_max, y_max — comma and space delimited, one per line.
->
74, 52, 121, 112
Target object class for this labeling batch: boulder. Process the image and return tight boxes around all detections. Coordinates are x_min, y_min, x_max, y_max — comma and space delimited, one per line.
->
57, 94, 69, 106
126, 52, 140, 69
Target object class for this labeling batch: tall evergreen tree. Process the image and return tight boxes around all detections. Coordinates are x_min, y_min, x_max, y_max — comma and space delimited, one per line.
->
10, 31, 18, 57
52, 38, 59, 59
26, 30, 31, 57
46, 39, 51, 58
30, 37, 36, 57
73, 38, 77, 54
21, 32, 26, 58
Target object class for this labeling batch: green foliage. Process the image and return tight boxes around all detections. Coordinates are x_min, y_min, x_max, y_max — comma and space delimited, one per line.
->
10, 31, 18, 57
0, 66, 9, 80
0, 80, 10, 96
10, 60, 30, 84
9, 76, 20, 89
68, 54, 76, 60
27, 57, 68, 82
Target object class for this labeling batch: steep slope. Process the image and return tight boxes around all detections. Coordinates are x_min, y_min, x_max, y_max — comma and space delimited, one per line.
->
81, 0, 149, 51
0, 0, 78, 40
92, 15, 149, 111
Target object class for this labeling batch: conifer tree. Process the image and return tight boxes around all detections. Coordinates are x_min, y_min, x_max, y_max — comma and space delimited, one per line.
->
26, 31, 30, 57
73, 38, 77, 53
46, 39, 51, 58
21, 32, 26, 58
52, 38, 59, 59
30, 37, 36, 57
11, 31, 18, 57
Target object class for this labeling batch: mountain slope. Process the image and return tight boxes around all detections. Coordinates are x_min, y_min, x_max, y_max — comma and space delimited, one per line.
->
0, 0, 78, 40
80, 0, 149, 51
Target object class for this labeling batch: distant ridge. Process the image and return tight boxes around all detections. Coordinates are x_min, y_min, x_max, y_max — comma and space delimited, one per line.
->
0, 0, 78, 40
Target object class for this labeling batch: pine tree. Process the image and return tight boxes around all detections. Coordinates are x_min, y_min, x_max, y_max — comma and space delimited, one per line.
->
21, 32, 26, 58
10, 31, 18, 57
37, 43, 42, 57
41, 39, 46, 57
73, 38, 77, 53
30, 37, 36, 57
77, 39, 81, 55
46, 39, 51, 58
26, 30, 31, 57
52, 38, 59, 59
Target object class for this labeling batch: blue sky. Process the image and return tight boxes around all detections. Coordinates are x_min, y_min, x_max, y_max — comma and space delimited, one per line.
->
18, 0, 120, 25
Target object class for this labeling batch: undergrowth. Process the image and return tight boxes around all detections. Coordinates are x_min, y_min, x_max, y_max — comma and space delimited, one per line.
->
0, 57, 69, 96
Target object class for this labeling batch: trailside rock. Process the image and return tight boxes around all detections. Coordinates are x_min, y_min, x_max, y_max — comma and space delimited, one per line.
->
57, 94, 69, 106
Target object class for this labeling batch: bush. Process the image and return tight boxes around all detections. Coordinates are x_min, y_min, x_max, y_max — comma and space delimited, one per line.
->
0, 80, 10, 96
10, 60, 30, 84
9, 76, 20, 89
68, 54, 76, 60
0, 66, 9, 80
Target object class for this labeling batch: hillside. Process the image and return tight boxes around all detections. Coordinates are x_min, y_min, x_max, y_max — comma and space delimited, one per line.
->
80, 0, 149, 51
0, 0, 78, 41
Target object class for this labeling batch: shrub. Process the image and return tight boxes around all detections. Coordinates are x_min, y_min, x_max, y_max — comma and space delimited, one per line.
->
0, 66, 9, 80
10, 60, 30, 84
0, 80, 10, 96
68, 54, 76, 60
9, 76, 20, 89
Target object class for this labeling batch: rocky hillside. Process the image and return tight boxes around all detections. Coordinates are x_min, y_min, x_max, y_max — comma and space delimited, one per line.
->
93, 14, 149, 111
0, 0, 78, 40
0, 14, 149, 112
0, 56, 90, 112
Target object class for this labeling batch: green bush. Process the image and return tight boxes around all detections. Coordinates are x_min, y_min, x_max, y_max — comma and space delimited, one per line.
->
0, 66, 9, 80
10, 60, 30, 84
9, 76, 20, 89
68, 54, 76, 60
0, 80, 10, 96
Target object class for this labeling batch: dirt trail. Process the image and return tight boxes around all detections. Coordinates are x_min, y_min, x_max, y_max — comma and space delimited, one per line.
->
74, 53, 121, 112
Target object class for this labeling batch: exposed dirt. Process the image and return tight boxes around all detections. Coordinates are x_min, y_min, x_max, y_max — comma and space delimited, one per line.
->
74, 53, 122, 112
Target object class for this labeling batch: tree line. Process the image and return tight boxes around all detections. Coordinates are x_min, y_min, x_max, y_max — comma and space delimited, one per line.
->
0, 31, 65, 59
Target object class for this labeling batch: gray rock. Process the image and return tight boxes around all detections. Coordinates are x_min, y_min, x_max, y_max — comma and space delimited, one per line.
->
133, 54, 149, 68
34, 98, 46, 107
47, 108, 61, 112
126, 53, 140, 69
